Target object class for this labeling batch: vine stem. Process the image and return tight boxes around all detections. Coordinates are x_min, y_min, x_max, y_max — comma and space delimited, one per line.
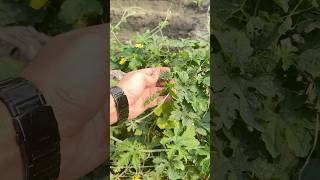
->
111, 136, 123, 143
133, 94, 170, 122
111, 94, 169, 128
298, 113, 319, 180
281, 0, 313, 19
111, 30, 122, 45
140, 149, 168, 153
254, 0, 261, 16
110, 135, 168, 151
281, 6, 315, 18
114, 7, 142, 29
111, 7, 143, 46
289, 0, 304, 17
111, 164, 197, 169
117, 167, 129, 180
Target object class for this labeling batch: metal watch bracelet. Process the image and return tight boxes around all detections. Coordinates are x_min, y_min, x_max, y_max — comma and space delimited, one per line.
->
110, 86, 129, 125
0, 78, 61, 180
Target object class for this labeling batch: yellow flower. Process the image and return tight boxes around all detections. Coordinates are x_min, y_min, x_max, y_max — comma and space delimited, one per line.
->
30, 0, 48, 10
119, 57, 126, 65
132, 175, 142, 180
135, 43, 144, 49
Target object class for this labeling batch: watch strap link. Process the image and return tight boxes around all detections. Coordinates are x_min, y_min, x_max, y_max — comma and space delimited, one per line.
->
0, 78, 60, 180
110, 86, 129, 124
0, 78, 45, 116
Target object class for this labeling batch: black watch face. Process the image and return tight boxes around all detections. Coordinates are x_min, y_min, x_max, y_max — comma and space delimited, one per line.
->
17, 106, 60, 159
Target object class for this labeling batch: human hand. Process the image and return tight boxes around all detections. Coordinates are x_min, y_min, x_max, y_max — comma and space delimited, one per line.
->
20, 24, 108, 180
116, 67, 170, 121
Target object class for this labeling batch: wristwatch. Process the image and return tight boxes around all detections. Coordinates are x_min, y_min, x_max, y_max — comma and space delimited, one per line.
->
0, 78, 61, 180
110, 86, 129, 125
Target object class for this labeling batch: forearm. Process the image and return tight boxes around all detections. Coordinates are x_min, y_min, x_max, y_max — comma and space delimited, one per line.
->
58, 111, 108, 180
0, 103, 108, 180
110, 95, 118, 125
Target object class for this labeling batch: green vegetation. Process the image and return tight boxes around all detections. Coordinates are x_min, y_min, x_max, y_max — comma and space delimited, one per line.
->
0, 0, 107, 81
0, 0, 106, 35
212, 0, 320, 179
110, 9, 210, 180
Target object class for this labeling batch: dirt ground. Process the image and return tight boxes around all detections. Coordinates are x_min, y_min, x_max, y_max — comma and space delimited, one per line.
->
110, 0, 210, 41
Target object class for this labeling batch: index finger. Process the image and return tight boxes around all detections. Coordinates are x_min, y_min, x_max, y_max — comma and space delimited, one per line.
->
138, 67, 170, 76
138, 67, 170, 88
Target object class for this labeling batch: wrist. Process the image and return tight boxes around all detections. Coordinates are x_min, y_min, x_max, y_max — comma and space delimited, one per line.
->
110, 95, 118, 125
0, 78, 61, 180
110, 86, 129, 125
0, 103, 23, 179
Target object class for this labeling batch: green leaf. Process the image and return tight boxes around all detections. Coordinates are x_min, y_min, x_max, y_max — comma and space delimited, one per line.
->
168, 166, 179, 180
160, 71, 173, 80
144, 92, 160, 106
0, 2, 18, 25
177, 127, 200, 149
261, 114, 285, 158
178, 71, 189, 83
213, 0, 245, 22
173, 159, 185, 171
59, 0, 103, 24
131, 154, 140, 170
110, 79, 117, 87
0, 58, 25, 80
116, 153, 131, 167
128, 59, 143, 70
310, 0, 320, 7
213, 77, 240, 129
202, 76, 210, 86
196, 127, 207, 136
273, 0, 289, 12
278, 18, 293, 36
169, 110, 182, 121
156, 118, 167, 129
296, 16, 320, 33
215, 29, 253, 67
30, 0, 48, 10
134, 129, 143, 136
285, 124, 312, 157
155, 163, 167, 175
199, 156, 210, 173
298, 49, 320, 78
154, 105, 163, 116
276, 38, 298, 70
248, 76, 278, 97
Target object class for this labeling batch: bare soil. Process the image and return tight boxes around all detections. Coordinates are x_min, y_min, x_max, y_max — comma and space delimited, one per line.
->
110, 0, 209, 41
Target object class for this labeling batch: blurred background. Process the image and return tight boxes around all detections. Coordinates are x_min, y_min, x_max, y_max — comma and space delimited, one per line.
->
0, 0, 107, 80
0, 0, 107, 179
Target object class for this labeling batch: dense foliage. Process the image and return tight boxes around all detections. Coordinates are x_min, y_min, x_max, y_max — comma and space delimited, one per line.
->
0, 0, 109, 179
212, 0, 320, 179
0, 0, 107, 35
110, 13, 210, 179
0, 0, 107, 81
